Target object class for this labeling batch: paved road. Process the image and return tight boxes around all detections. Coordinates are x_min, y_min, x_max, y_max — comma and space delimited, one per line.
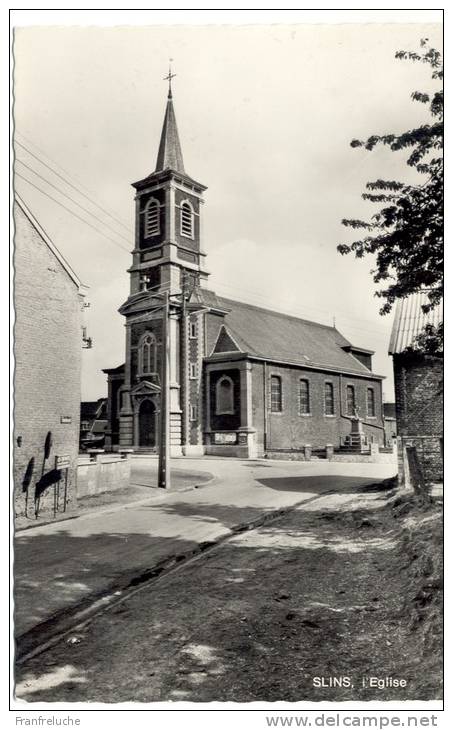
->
130, 458, 213, 490
14, 457, 396, 642
16, 479, 437, 704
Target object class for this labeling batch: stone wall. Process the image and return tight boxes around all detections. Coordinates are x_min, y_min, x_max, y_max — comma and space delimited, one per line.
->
77, 453, 131, 498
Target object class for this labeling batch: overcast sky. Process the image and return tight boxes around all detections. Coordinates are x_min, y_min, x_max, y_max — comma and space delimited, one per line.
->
13, 18, 442, 401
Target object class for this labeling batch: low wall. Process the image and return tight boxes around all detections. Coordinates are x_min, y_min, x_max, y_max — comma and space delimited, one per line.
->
266, 451, 309, 462
266, 446, 397, 464
206, 445, 251, 459
329, 452, 397, 464
77, 452, 131, 498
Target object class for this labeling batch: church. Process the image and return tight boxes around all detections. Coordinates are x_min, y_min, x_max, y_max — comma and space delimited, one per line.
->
103, 79, 386, 459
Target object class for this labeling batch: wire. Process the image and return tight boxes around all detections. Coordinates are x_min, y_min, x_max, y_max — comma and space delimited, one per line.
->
15, 172, 130, 254
214, 279, 390, 331
15, 158, 131, 246
213, 281, 391, 336
15, 137, 133, 235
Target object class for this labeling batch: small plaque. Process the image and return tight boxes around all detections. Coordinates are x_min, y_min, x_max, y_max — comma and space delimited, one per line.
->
60, 416, 72, 424
214, 432, 237, 445
55, 455, 71, 469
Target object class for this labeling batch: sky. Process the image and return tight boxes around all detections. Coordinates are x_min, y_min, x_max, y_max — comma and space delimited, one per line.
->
12, 16, 443, 401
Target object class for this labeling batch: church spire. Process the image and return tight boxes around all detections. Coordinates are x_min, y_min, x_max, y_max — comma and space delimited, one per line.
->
155, 63, 185, 173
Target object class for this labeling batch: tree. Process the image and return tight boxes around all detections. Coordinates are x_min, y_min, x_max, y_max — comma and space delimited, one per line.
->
338, 40, 443, 352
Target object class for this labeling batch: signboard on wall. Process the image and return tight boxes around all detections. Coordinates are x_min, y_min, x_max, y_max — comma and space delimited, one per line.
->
55, 455, 71, 469
214, 432, 237, 445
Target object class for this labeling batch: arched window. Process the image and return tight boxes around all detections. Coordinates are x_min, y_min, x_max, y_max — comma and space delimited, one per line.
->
215, 375, 234, 415
324, 382, 335, 415
299, 379, 310, 414
180, 201, 194, 238
367, 388, 376, 417
270, 375, 282, 413
346, 385, 356, 415
144, 198, 160, 238
140, 333, 157, 375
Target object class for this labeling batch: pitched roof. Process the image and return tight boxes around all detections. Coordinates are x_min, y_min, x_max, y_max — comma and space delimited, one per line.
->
388, 291, 443, 354
155, 91, 185, 174
199, 290, 379, 377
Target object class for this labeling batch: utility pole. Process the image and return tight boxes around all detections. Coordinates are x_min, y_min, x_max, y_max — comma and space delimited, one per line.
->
158, 290, 171, 489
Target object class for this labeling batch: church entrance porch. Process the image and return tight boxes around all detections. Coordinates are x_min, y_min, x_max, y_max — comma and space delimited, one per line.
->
138, 399, 157, 448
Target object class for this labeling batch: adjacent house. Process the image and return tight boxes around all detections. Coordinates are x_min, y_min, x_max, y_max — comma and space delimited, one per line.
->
13, 196, 86, 519
389, 292, 443, 487
80, 398, 108, 449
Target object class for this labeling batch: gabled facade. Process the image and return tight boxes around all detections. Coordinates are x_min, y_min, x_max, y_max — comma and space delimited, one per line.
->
104, 84, 386, 457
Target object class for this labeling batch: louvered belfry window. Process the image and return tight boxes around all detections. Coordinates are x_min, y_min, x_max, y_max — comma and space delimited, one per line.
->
144, 199, 160, 238
181, 202, 194, 238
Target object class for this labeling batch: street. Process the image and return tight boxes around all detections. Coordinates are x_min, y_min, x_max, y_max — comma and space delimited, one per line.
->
14, 458, 395, 643
15, 465, 442, 703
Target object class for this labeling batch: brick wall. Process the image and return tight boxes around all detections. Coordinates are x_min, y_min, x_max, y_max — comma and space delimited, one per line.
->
188, 313, 204, 446
393, 353, 443, 483
251, 362, 384, 454
13, 203, 82, 518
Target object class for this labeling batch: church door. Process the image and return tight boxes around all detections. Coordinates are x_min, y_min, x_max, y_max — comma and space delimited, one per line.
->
138, 399, 156, 448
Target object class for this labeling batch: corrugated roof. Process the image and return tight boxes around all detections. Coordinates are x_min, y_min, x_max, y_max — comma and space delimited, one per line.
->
388, 291, 442, 354
200, 290, 377, 377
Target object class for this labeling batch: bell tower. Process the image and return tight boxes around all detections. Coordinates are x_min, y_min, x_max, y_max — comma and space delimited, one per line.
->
129, 71, 209, 298
116, 70, 209, 452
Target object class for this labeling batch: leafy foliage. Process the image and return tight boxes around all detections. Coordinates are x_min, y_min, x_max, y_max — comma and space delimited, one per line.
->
338, 40, 443, 351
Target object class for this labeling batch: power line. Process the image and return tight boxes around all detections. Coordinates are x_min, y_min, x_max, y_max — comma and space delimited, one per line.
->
15, 172, 130, 254
15, 158, 132, 247
14, 137, 133, 235
213, 281, 392, 334
213, 279, 389, 329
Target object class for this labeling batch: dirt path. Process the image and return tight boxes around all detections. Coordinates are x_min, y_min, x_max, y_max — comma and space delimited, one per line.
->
16, 490, 442, 703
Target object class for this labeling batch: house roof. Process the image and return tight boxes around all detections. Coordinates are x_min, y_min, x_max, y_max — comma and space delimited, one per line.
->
81, 402, 100, 420
388, 291, 443, 355
102, 363, 125, 376
198, 290, 380, 377
80, 398, 107, 421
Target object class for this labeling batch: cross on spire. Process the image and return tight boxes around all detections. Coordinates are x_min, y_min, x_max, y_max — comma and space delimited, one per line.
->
164, 60, 176, 98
